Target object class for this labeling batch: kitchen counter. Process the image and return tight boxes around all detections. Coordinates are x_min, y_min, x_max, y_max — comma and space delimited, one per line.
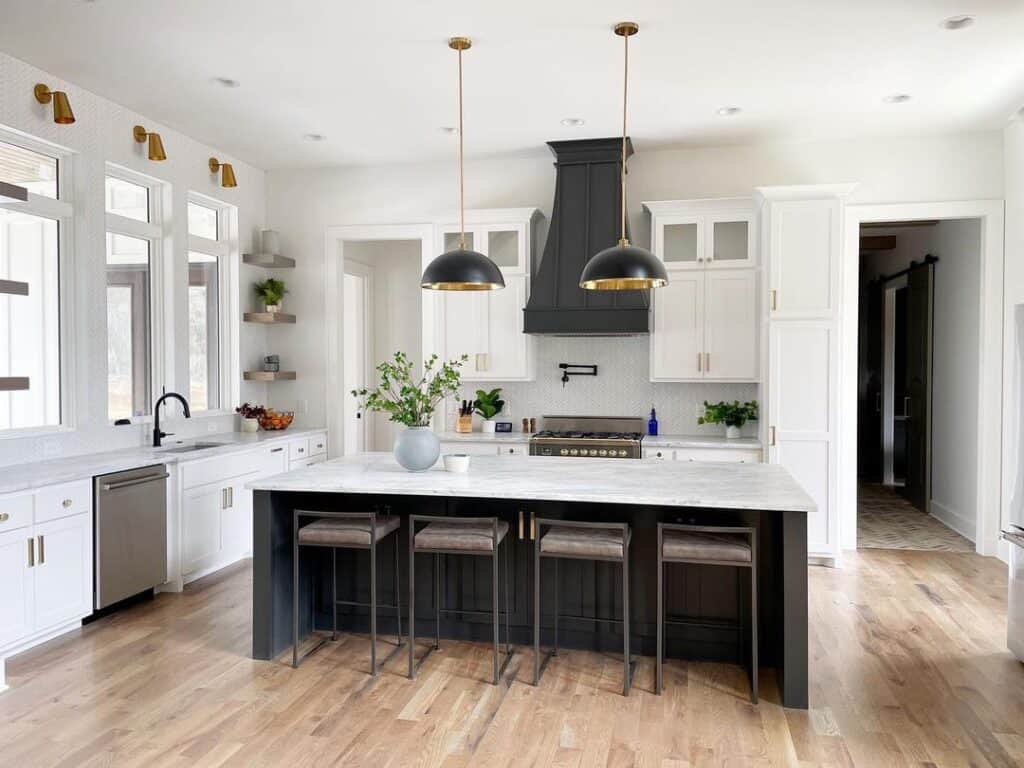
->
0, 428, 326, 494
250, 452, 811, 708
249, 453, 809, 512
439, 431, 763, 450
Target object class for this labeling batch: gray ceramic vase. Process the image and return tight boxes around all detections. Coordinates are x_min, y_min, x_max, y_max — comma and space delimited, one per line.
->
394, 426, 440, 472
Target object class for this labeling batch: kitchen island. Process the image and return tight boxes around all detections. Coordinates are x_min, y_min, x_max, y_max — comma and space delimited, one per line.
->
249, 453, 814, 708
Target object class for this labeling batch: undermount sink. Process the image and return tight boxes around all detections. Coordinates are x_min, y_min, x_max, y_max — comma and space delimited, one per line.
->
158, 442, 228, 453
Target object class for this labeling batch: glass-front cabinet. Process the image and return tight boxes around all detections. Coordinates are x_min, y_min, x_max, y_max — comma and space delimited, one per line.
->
651, 203, 755, 270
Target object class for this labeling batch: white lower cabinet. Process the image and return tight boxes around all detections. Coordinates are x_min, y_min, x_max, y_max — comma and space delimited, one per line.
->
440, 441, 528, 458
0, 528, 34, 649
644, 447, 763, 463
32, 513, 92, 631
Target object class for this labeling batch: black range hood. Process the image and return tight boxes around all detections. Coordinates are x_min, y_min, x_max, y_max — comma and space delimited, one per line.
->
524, 138, 650, 336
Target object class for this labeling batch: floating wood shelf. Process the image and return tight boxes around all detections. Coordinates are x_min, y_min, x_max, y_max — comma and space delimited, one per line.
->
244, 312, 296, 324
0, 376, 30, 391
0, 280, 29, 296
243, 253, 295, 268
244, 370, 296, 382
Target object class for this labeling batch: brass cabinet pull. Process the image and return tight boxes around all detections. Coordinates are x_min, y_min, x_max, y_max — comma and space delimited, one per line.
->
697, 353, 702, 373
37, 535, 44, 565
0, 512, 9, 523
770, 289, 778, 311
27, 538, 34, 567
221, 488, 228, 510
227, 487, 233, 508
270, 447, 283, 453
518, 510, 524, 540
530, 511, 536, 540
705, 352, 711, 372
62, 498, 72, 508
769, 426, 777, 447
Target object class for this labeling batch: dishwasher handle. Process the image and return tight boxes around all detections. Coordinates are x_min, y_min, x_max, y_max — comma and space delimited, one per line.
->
101, 472, 170, 491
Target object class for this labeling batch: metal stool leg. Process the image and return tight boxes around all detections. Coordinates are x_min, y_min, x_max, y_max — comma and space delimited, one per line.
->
533, 528, 541, 685
656, 527, 664, 695
395, 533, 403, 644
622, 547, 631, 697
370, 533, 378, 676
504, 535, 510, 659
751, 536, 759, 705
553, 558, 559, 656
408, 528, 416, 679
492, 544, 499, 684
332, 548, 337, 641
293, 514, 300, 669
434, 554, 441, 650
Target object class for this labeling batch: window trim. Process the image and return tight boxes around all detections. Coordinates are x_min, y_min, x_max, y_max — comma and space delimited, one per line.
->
0, 128, 74, 439
104, 163, 165, 423
187, 191, 238, 415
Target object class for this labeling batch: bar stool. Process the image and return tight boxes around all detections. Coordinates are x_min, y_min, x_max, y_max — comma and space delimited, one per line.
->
408, 515, 514, 684
656, 523, 757, 703
292, 509, 403, 675
533, 519, 634, 696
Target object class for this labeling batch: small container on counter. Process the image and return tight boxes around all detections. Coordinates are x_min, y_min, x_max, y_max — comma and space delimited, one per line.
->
648, 407, 659, 436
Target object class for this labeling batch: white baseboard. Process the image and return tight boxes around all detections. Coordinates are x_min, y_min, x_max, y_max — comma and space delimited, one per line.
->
930, 499, 976, 543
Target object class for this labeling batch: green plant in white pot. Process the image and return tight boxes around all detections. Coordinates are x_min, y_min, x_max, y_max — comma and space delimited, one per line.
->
255, 277, 288, 313
698, 400, 759, 439
352, 352, 465, 471
473, 388, 505, 433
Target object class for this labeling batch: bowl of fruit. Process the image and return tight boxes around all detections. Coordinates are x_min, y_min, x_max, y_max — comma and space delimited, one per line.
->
258, 408, 294, 431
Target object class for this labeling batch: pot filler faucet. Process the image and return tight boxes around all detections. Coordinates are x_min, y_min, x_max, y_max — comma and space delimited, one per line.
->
153, 391, 191, 447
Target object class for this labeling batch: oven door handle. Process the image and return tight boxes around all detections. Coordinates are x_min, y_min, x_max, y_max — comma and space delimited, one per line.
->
101, 472, 169, 491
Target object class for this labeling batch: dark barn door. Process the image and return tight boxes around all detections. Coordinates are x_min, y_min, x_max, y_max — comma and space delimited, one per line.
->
900, 263, 934, 511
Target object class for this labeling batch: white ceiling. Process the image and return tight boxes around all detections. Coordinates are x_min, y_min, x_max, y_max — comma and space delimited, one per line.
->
3, 0, 1024, 170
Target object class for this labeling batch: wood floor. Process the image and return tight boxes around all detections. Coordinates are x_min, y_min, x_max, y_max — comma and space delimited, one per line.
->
1, 550, 1022, 767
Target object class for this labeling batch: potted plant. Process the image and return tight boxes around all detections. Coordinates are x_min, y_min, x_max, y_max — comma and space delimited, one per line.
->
254, 278, 288, 313
235, 402, 265, 432
473, 388, 505, 433
698, 400, 759, 439
352, 352, 465, 471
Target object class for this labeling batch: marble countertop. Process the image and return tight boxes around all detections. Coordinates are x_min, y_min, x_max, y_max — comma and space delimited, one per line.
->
438, 431, 762, 450
0, 428, 326, 495
248, 452, 813, 512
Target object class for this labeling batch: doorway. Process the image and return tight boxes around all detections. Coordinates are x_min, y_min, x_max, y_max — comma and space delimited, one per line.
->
855, 219, 979, 552
343, 262, 373, 454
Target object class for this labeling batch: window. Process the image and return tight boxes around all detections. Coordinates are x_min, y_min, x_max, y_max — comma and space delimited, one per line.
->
0, 134, 68, 432
187, 194, 232, 411
105, 168, 162, 421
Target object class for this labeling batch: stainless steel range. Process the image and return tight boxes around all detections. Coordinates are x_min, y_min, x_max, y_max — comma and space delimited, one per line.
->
528, 416, 645, 459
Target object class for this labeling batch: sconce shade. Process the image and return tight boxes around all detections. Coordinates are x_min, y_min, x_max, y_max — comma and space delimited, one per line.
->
208, 157, 238, 188
34, 84, 75, 124
134, 125, 166, 161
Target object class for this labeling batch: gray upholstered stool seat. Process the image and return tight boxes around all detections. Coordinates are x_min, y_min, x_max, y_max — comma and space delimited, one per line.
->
540, 525, 632, 560
415, 520, 509, 552
662, 530, 751, 564
298, 515, 401, 547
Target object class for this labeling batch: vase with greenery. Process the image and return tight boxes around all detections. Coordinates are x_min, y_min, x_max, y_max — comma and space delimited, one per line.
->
255, 278, 288, 313
698, 400, 759, 439
235, 402, 266, 432
352, 352, 465, 470
473, 388, 505, 433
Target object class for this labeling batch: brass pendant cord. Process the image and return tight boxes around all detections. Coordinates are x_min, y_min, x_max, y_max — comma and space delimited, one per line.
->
457, 45, 466, 250
620, 29, 629, 247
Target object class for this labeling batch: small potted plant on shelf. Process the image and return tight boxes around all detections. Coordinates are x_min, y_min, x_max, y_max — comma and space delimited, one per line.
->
473, 388, 505, 433
698, 400, 759, 439
254, 278, 288, 314
352, 352, 465, 471
235, 402, 266, 432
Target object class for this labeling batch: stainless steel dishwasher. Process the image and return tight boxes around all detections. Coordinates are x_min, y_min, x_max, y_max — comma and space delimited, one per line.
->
94, 464, 169, 609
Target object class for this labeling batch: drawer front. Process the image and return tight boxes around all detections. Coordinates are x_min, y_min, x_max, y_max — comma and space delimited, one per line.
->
643, 448, 673, 461
35, 479, 92, 524
308, 433, 327, 457
182, 450, 261, 489
674, 448, 763, 464
0, 492, 33, 533
288, 438, 310, 462
499, 445, 527, 457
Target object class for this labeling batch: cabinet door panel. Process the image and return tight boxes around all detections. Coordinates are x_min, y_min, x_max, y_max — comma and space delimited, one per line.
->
182, 484, 224, 576
0, 528, 33, 648
769, 200, 837, 318
656, 217, 703, 269
651, 273, 704, 380
33, 513, 92, 631
482, 275, 529, 380
707, 216, 755, 268
222, 473, 258, 559
442, 291, 487, 372
704, 271, 757, 380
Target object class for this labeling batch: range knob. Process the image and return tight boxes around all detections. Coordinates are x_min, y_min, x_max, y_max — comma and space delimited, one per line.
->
598, 449, 608, 457
559, 448, 569, 456
618, 449, 628, 457
589, 449, 598, 457
569, 448, 578, 456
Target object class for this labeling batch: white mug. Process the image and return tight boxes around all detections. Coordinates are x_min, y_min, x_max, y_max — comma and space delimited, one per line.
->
443, 454, 470, 473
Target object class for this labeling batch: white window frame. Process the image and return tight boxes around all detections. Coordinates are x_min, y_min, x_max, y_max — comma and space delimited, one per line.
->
187, 192, 238, 414
104, 164, 166, 423
0, 128, 75, 439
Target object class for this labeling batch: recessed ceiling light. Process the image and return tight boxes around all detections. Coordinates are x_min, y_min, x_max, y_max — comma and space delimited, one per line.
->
213, 77, 240, 88
883, 93, 911, 104
941, 15, 974, 30
560, 118, 586, 127
303, 133, 327, 142
439, 126, 458, 135
717, 106, 742, 116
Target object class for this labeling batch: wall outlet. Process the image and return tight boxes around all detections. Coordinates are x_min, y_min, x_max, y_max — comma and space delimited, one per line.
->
297, 399, 308, 415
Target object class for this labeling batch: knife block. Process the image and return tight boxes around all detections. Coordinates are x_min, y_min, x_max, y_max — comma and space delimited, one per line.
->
456, 414, 473, 433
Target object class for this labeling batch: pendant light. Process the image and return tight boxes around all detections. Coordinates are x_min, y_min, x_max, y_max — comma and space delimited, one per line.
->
421, 37, 505, 291
579, 22, 668, 291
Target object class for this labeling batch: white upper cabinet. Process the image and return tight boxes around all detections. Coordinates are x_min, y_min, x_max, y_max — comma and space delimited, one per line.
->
767, 198, 840, 319
429, 208, 541, 382
645, 198, 759, 382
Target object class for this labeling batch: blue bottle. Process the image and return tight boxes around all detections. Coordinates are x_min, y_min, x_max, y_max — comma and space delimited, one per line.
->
648, 407, 659, 436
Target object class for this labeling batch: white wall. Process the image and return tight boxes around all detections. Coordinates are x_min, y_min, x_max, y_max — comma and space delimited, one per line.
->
344, 240, 422, 449
1002, 119, 1024, 539
266, 131, 1003, 436
0, 52, 267, 467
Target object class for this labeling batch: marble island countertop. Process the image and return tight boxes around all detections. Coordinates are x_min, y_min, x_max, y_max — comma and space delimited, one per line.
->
438, 431, 762, 450
0, 428, 326, 495
248, 452, 813, 512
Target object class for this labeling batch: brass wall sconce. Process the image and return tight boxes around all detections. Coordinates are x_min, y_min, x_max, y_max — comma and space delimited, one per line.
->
208, 157, 237, 188
133, 125, 167, 161
33, 84, 75, 124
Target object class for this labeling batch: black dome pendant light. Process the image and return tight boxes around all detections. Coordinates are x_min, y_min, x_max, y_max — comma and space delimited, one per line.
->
580, 22, 668, 291
421, 37, 504, 291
